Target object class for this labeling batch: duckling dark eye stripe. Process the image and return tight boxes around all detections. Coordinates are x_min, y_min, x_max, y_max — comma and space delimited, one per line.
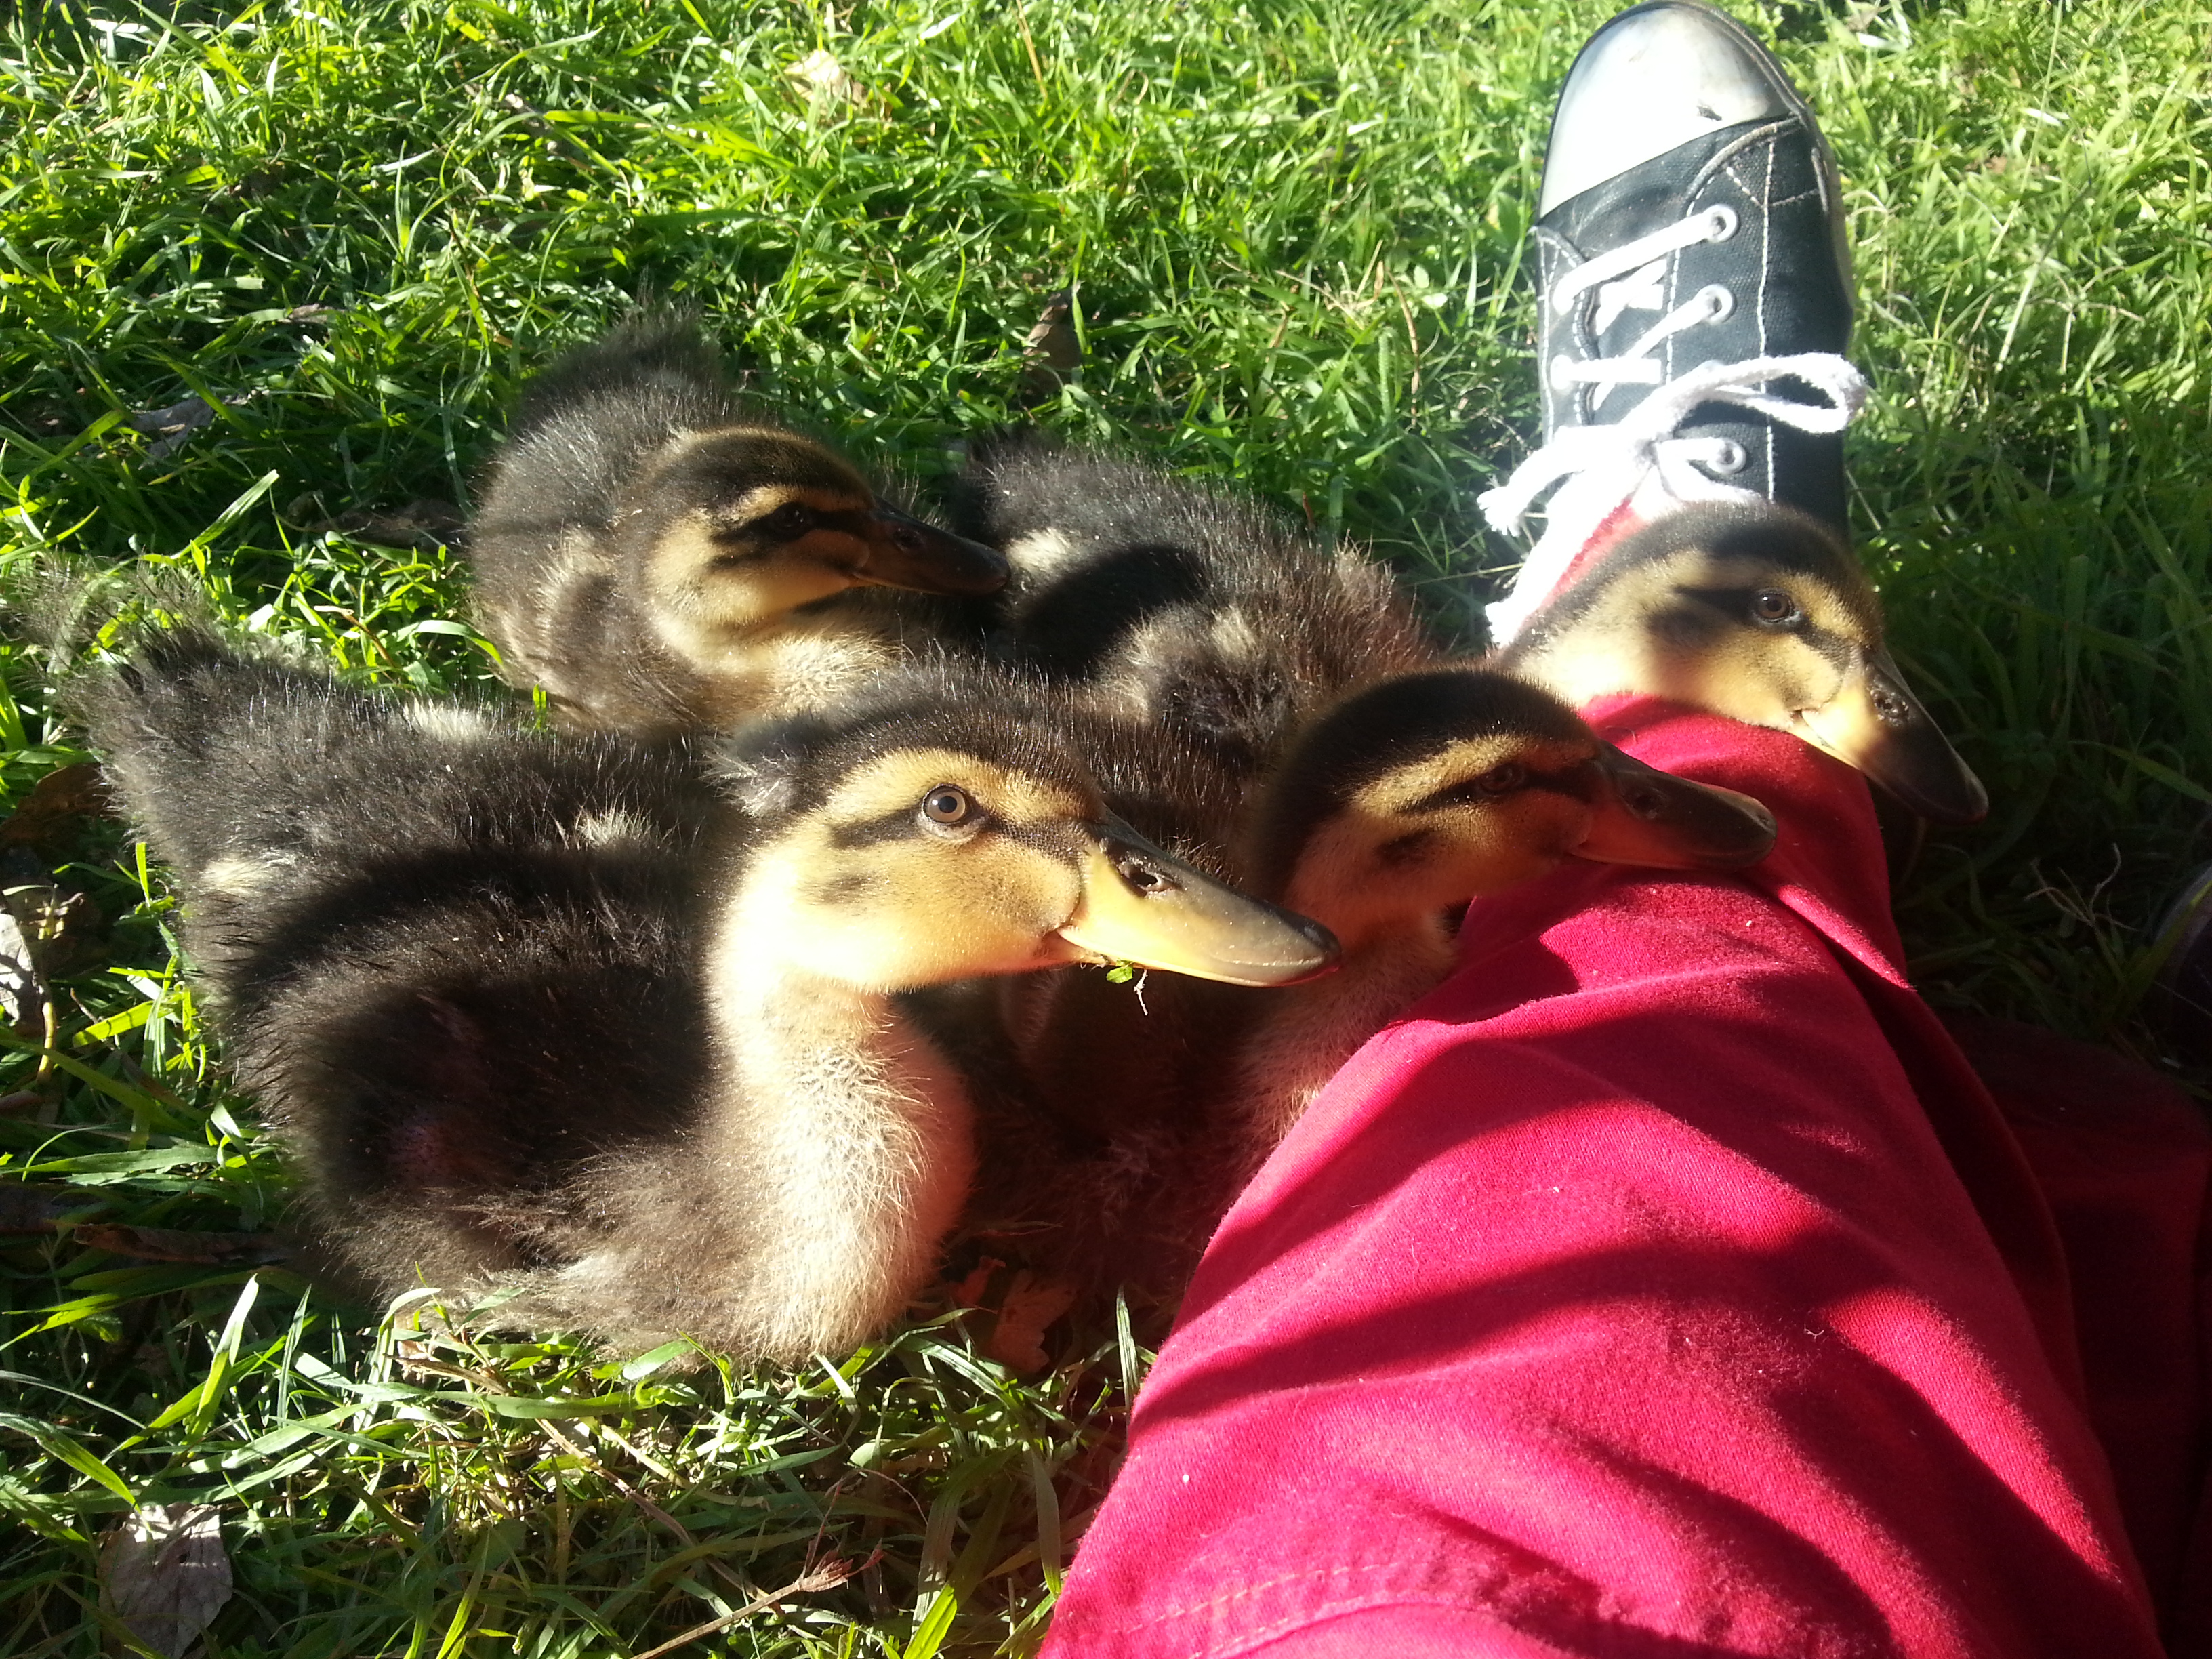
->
1672, 588, 1858, 668
827, 811, 928, 849
1407, 773, 1589, 813
1674, 585, 1782, 620
759, 508, 872, 542
998, 823, 1073, 855
804, 870, 883, 907
1377, 829, 1435, 869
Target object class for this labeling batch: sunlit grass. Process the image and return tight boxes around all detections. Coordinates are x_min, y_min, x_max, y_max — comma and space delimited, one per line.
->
3, 0, 2208, 1652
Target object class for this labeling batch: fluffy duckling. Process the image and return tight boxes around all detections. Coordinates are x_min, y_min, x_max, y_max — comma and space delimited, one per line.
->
1493, 500, 1988, 824
947, 438, 1439, 771
470, 313, 1010, 737
963, 665, 1777, 1304
1229, 666, 1776, 1149
86, 638, 1336, 1361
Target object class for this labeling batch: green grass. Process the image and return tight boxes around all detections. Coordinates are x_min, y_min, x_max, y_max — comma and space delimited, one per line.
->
1, 0, 2208, 1652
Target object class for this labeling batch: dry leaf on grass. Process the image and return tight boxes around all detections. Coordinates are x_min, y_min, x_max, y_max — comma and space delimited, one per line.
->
73, 1223, 289, 1265
98, 1504, 232, 1658
1, 879, 106, 982
788, 48, 867, 117
304, 497, 467, 550
126, 392, 257, 461
0, 905, 39, 1032
947, 1255, 1008, 1310
0, 1184, 87, 1233
1019, 286, 1082, 405
0, 764, 112, 853
941, 1258, 1078, 1372
983, 1271, 1079, 1375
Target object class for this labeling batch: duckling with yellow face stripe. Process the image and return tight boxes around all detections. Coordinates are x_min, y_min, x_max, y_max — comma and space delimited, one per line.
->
1228, 667, 1776, 1149
1494, 501, 1988, 824
85, 635, 1336, 1360
962, 666, 1776, 1305
516, 677, 1334, 1359
470, 313, 1008, 737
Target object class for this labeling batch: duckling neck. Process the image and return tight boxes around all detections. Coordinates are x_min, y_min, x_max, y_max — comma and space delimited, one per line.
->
1502, 615, 1666, 709
697, 924, 977, 1357
655, 609, 905, 725
1234, 914, 1458, 1155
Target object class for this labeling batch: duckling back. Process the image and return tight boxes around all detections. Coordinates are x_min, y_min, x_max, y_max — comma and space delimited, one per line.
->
496, 310, 742, 523
949, 438, 1439, 771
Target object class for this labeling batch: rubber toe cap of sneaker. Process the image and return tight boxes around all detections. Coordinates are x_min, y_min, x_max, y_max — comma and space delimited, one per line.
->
1540, 2, 1797, 216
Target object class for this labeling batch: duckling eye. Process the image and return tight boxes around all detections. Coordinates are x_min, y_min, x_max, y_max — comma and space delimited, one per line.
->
753, 501, 817, 540
920, 786, 975, 827
1749, 588, 1804, 628
1473, 762, 1526, 796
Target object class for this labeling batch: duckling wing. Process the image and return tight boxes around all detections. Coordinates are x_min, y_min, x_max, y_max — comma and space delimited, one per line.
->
85, 630, 731, 1301
239, 865, 710, 1300
83, 629, 398, 893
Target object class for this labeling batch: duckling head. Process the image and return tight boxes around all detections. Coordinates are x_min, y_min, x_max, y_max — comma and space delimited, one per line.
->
717, 695, 1340, 992
629, 428, 1009, 655
1250, 669, 1778, 952
1498, 501, 1987, 825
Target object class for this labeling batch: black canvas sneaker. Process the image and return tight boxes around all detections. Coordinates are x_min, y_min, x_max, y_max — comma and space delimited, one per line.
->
1483, 1, 1867, 649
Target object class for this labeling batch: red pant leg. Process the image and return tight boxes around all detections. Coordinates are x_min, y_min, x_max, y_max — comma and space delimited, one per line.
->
1042, 705, 2158, 1659
1945, 1012, 2212, 1643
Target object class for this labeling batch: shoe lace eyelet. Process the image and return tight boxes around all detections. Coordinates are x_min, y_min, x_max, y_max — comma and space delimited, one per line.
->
1547, 354, 1580, 392
1707, 439, 1748, 476
1701, 204, 1740, 243
1696, 283, 1736, 323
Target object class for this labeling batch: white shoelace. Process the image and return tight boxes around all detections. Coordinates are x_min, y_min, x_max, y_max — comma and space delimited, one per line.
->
1479, 209, 1869, 649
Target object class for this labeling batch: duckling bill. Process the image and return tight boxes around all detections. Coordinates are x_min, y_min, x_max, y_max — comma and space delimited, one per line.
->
470, 312, 1010, 736
1496, 501, 1988, 825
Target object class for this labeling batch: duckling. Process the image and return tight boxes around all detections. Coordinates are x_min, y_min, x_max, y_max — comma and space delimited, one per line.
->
1228, 665, 1776, 1150
962, 664, 1777, 1305
947, 438, 1439, 771
1492, 500, 1988, 824
85, 637, 1337, 1361
470, 312, 1010, 737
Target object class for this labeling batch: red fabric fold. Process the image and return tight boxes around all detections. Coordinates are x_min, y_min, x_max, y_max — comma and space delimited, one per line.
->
1042, 702, 2161, 1659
